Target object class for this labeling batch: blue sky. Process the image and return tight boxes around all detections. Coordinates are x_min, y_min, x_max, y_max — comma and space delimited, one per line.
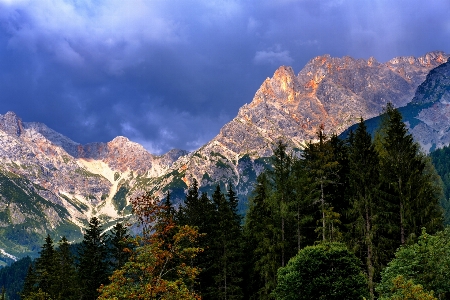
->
0, 0, 449, 154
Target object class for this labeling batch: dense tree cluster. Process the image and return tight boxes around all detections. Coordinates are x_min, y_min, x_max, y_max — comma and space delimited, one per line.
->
0, 257, 31, 300
14, 104, 447, 299
20, 219, 131, 300
244, 104, 443, 299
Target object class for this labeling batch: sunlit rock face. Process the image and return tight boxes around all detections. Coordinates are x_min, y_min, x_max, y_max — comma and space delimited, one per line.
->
200, 51, 448, 158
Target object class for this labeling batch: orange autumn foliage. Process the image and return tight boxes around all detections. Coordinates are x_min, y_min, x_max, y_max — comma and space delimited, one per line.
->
98, 194, 203, 300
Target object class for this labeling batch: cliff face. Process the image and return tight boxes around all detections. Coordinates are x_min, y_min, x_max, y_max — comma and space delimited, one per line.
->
0, 51, 448, 260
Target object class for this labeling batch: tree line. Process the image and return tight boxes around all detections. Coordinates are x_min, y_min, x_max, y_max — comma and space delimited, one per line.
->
16, 103, 447, 299
20, 218, 131, 300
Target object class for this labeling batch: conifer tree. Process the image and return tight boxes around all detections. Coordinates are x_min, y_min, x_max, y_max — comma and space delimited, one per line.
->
347, 118, 380, 299
34, 235, 55, 296
162, 190, 176, 221
225, 184, 244, 299
21, 235, 58, 299
177, 180, 216, 296
209, 185, 243, 299
22, 263, 36, 299
302, 125, 341, 242
291, 157, 316, 252
77, 217, 108, 300
178, 179, 200, 223
243, 172, 279, 299
268, 141, 294, 267
329, 133, 351, 228
108, 222, 131, 272
376, 104, 443, 247
52, 236, 80, 300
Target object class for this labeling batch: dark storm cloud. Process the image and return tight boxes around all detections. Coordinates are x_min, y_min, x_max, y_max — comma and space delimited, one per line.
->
0, 0, 449, 154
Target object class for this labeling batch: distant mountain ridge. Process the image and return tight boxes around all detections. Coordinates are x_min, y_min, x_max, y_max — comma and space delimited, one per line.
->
343, 56, 450, 153
0, 51, 448, 261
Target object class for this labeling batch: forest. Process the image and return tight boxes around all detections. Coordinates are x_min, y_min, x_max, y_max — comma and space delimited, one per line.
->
2, 103, 450, 299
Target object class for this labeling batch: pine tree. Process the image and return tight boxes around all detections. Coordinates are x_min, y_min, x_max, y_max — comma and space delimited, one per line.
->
108, 222, 131, 272
268, 141, 294, 267
302, 125, 341, 242
178, 179, 200, 224
225, 184, 244, 299
209, 185, 243, 299
177, 180, 216, 296
162, 190, 176, 221
77, 217, 108, 300
243, 172, 279, 299
34, 235, 55, 296
376, 104, 443, 247
21, 263, 37, 299
291, 154, 318, 252
52, 236, 80, 300
347, 118, 380, 299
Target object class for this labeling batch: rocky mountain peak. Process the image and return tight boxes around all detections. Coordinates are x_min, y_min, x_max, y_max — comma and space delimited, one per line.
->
387, 51, 447, 66
252, 65, 298, 108
23, 122, 80, 157
412, 59, 450, 105
0, 111, 24, 136
110, 135, 132, 144
215, 51, 450, 160
159, 149, 189, 162
101, 136, 155, 174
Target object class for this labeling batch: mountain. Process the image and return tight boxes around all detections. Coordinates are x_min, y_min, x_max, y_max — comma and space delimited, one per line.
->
343, 56, 450, 153
0, 113, 188, 262
0, 51, 448, 261
148, 51, 449, 202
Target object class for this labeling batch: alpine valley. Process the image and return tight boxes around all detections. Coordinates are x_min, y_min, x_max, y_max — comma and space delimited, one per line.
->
0, 51, 449, 263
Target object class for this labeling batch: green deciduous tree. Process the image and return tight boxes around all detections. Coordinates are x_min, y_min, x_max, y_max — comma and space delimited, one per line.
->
377, 228, 450, 299
273, 242, 368, 300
